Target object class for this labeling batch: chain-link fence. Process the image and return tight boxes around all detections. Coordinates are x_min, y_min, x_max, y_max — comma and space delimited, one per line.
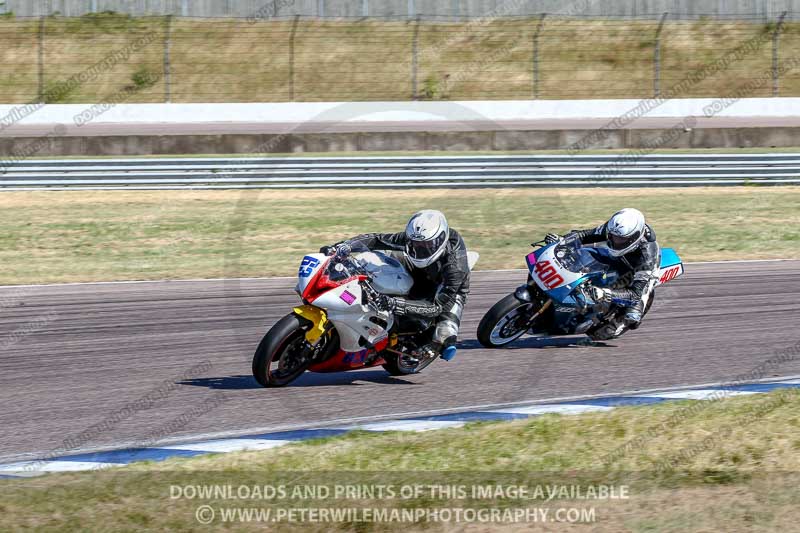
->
2, 12, 800, 103
6, 0, 800, 21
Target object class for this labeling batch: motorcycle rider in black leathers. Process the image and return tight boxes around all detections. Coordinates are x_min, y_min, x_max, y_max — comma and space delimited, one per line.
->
545, 208, 660, 340
320, 210, 470, 360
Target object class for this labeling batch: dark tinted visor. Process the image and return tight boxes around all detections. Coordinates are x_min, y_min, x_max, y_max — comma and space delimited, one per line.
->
408, 232, 447, 260
608, 230, 640, 251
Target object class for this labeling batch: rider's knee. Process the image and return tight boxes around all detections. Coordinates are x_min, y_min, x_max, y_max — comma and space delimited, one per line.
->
434, 319, 459, 346
624, 309, 643, 329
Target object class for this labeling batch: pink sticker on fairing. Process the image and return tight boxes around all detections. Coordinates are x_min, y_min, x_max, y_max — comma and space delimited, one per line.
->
340, 290, 357, 305
526, 252, 537, 267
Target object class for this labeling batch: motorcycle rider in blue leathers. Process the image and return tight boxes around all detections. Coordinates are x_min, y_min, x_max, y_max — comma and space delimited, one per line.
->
545, 208, 660, 340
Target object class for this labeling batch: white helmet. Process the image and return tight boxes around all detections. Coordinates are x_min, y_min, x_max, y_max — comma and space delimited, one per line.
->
605, 208, 646, 257
404, 210, 449, 268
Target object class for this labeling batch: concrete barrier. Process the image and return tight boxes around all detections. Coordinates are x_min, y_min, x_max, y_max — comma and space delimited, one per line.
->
0, 99, 798, 156
3, 127, 800, 157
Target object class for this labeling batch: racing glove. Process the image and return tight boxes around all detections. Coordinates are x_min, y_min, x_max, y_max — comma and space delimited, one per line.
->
544, 233, 560, 245
319, 242, 352, 259
591, 286, 613, 303
381, 295, 411, 315
334, 243, 352, 260
369, 291, 410, 316
362, 282, 394, 313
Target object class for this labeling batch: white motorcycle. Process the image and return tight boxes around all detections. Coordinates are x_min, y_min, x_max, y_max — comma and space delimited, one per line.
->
252, 243, 478, 387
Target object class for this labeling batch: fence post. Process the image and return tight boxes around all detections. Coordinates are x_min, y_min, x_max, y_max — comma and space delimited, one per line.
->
163, 15, 172, 103
773, 11, 787, 97
451, 0, 461, 19
408, 0, 415, 19
532, 13, 546, 99
289, 15, 299, 101
411, 15, 421, 98
181, 0, 189, 17
653, 12, 668, 98
37, 16, 45, 102
90, 0, 98, 13
362, 0, 369, 17
317, 0, 324, 18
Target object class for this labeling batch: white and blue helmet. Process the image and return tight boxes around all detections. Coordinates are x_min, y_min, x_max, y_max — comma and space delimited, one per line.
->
404, 210, 449, 268
606, 208, 646, 256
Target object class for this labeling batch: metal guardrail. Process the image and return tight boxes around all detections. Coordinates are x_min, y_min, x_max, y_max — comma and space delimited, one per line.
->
2, 154, 800, 190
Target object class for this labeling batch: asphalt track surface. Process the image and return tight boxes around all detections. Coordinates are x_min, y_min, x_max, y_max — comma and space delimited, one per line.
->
1, 260, 799, 463
2, 116, 797, 137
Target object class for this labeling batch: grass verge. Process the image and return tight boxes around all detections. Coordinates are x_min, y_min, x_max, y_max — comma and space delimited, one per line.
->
2, 186, 799, 285
2, 15, 800, 102
2, 389, 799, 531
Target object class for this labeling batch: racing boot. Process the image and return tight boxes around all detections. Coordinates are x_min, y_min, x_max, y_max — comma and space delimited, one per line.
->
587, 317, 628, 341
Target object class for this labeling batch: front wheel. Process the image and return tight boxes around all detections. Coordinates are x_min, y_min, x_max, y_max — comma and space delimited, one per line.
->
252, 313, 317, 387
477, 294, 542, 348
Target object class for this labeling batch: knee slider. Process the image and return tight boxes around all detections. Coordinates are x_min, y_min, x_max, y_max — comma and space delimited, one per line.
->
434, 320, 459, 346
624, 310, 642, 328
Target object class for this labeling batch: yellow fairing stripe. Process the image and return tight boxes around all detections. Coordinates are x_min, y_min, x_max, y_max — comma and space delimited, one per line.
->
293, 305, 328, 344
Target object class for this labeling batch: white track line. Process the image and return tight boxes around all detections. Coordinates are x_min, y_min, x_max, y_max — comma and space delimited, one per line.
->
487, 405, 612, 415
634, 390, 759, 400
145, 373, 800, 446
22, 373, 794, 460
161, 439, 292, 453
0, 258, 796, 289
687, 258, 794, 265
0, 460, 123, 474
4, 373, 799, 464
336, 420, 466, 432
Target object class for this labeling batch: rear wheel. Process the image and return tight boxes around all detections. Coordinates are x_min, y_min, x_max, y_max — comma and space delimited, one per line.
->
252, 313, 319, 387
382, 340, 435, 375
477, 294, 542, 348
382, 356, 422, 376
383, 349, 444, 375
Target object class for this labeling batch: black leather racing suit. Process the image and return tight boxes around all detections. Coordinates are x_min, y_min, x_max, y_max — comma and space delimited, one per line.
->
324, 230, 470, 347
567, 223, 660, 339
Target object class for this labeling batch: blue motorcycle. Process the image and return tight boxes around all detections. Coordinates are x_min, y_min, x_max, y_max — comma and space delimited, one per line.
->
477, 237, 684, 347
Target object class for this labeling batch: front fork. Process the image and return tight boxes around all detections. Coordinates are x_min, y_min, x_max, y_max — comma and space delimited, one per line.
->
512, 283, 552, 329
292, 305, 338, 363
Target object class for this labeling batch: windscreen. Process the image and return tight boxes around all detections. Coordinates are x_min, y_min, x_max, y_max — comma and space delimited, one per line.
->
553, 241, 611, 275
323, 241, 370, 281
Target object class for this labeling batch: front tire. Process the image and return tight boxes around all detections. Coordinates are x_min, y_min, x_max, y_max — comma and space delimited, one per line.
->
477, 294, 539, 348
252, 313, 316, 387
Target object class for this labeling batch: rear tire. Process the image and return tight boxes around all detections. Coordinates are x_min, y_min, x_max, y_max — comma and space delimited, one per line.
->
252, 313, 316, 387
382, 355, 423, 376
477, 294, 539, 348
